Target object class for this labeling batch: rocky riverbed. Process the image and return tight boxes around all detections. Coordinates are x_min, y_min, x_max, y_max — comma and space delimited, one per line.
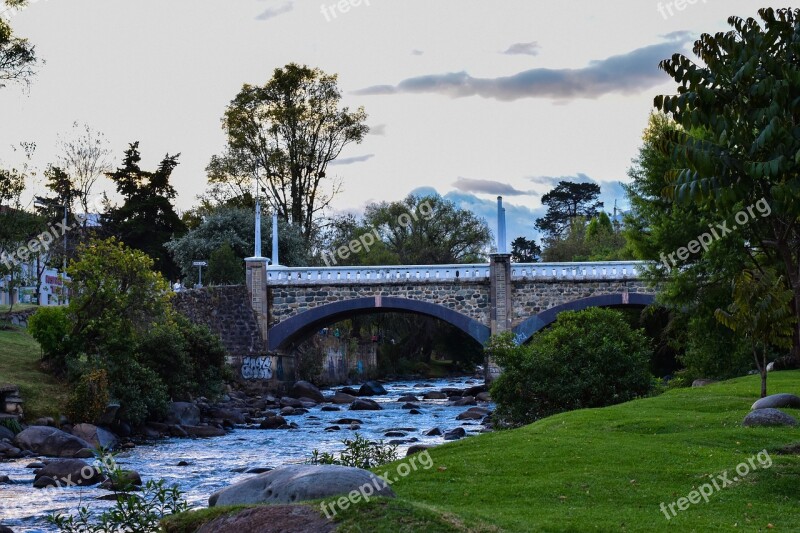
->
0, 376, 493, 532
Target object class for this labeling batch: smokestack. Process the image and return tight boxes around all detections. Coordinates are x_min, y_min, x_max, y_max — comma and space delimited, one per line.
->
497, 196, 507, 254
254, 200, 262, 258
501, 207, 507, 254
272, 211, 279, 266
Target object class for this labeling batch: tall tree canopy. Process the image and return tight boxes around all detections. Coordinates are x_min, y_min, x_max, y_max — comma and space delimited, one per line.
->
213, 63, 369, 241
0, 0, 37, 88
103, 142, 186, 279
654, 7, 800, 363
534, 181, 603, 241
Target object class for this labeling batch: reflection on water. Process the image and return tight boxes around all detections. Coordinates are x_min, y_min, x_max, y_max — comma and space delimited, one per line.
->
0, 377, 491, 532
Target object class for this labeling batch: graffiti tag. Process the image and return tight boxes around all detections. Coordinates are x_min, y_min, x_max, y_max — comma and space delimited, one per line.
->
242, 356, 273, 380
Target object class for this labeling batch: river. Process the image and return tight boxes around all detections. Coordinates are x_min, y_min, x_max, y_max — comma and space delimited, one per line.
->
0, 376, 492, 532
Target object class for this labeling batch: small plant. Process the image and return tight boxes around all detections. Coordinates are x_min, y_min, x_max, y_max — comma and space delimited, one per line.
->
47, 448, 190, 533
65, 368, 110, 424
0, 417, 23, 435
309, 433, 398, 469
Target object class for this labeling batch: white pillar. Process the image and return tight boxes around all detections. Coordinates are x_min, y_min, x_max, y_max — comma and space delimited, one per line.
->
271, 211, 279, 267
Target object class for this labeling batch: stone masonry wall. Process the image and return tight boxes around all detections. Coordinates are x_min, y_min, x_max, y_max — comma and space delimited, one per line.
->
268, 281, 492, 327
511, 280, 652, 327
172, 285, 265, 357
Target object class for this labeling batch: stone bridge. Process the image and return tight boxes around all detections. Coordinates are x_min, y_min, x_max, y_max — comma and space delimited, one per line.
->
244, 255, 656, 382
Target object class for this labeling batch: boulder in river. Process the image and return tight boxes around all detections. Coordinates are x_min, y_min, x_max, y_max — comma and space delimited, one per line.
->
358, 381, 388, 396
456, 410, 484, 421
259, 416, 288, 430
331, 392, 357, 404
182, 425, 227, 438
350, 398, 382, 411
164, 402, 200, 426
289, 381, 325, 403
423, 391, 447, 400
397, 395, 419, 403
195, 505, 336, 533
14, 427, 93, 458
743, 408, 798, 427
71, 424, 118, 450
33, 459, 104, 488
208, 464, 395, 507
444, 427, 466, 440
751, 393, 800, 410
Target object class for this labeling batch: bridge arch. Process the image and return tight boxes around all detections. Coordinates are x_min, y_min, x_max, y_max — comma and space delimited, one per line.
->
268, 296, 491, 351
511, 293, 656, 345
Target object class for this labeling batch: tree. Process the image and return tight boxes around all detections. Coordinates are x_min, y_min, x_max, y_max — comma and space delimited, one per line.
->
103, 142, 186, 279
57, 122, 113, 219
487, 308, 653, 426
534, 181, 603, 241
0, 0, 37, 88
216, 63, 369, 240
510, 236, 541, 263
207, 242, 243, 285
165, 206, 309, 284
715, 268, 796, 398
654, 8, 800, 364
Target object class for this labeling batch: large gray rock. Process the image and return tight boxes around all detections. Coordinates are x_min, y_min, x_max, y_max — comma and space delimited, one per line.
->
164, 402, 200, 426
331, 392, 357, 405
33, 459, 104, 488
350, 398, 382, 411
208, 464, 395, 507
743, 408, 798, 427
752, 394, 800, 411
71, 424, 118, 450
358, 381, 387, 396
14, 427, 93, 458
289, 381, 325, 403
182, 425, 226, 438
0, 425, 15, 441
196, 506, 335, 533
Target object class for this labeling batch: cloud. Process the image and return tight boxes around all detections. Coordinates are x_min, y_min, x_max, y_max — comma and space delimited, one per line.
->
329, 154, 375, 166
355, 35, 692, 101
256, 0, 294, 20
369, 124, 387, 136
411, 49, 424, 56
503, 41, 540, 56
527, 172, 596, 187
453, 177, 533, 196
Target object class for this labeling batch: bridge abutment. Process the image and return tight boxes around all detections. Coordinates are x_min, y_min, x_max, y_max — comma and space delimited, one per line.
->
487, 254, 512, 382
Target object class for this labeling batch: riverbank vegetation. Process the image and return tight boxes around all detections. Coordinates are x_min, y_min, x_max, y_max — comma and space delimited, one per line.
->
165, 371, 800, 532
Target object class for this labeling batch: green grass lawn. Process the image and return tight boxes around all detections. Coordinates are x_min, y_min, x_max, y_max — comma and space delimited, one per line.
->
0, 303, 38, 313
166, 371, 800, 532
0, 326, 68, 420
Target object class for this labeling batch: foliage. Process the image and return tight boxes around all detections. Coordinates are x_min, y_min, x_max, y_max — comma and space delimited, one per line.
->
715, 268, 797, 397
103, 142, 186, 279
654, 8, 800, 363
0, 416, 22, 435
107, 359, 169, 427
488, 308, 653, 425
57, 122, 113, 218
534, 181, 603, 241
510, 236, 541, 263
0, 0, 37, 88
215, 63, 369, 240
27, 306, 70, 367
166, 207, 308, 284
207, 242, 243, 285
48, 449, 190, 533
310, 433, 398, 469
64, 368, 110, 424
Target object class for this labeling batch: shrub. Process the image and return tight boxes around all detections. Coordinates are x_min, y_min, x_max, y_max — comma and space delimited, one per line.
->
28, 306, 71, 372
0, 417, 23, 435
108, 360, 169, 427
489, 308, 653, 426
309, 433, 398, 469
65, 369, 110, 424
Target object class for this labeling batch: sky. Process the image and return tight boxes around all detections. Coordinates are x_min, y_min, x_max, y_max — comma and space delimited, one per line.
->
0, 0, 767, 247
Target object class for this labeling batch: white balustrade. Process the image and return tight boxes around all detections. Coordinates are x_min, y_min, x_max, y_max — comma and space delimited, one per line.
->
265, 261, 646, 285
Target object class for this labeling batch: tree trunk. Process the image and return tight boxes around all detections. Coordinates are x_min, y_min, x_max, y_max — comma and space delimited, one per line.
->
754, 347, 767, 399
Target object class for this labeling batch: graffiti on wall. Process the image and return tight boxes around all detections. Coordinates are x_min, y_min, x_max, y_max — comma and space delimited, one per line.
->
241, 356, 273, 380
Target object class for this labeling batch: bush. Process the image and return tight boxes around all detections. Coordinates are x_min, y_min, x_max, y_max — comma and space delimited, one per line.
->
65, 369, 110, 424
309, 433, 398, 469
488, 308, 653, 426
28, 306, 71, 372
108, 360, 169, 427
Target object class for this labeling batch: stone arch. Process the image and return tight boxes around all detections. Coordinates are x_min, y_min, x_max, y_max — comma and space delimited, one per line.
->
511, 293, 656, 345
268, 296, 491, 351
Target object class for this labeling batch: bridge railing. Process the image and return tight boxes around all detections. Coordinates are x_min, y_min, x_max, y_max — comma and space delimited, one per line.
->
265, 261, 646, 285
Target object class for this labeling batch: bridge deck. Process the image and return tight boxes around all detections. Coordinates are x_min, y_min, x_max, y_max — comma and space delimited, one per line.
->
265, 261, 646, 285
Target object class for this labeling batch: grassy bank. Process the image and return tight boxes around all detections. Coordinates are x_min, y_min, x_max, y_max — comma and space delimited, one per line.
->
166, 371, 800, 532
0, 326, 68, 420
